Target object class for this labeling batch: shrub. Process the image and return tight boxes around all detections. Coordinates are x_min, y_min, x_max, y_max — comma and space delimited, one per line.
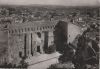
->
48, 63, 74, 69
46, 44, 56, 54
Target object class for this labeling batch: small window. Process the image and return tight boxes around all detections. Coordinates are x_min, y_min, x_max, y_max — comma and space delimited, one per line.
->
19, 51, 22, 58
37, 32, 41, 38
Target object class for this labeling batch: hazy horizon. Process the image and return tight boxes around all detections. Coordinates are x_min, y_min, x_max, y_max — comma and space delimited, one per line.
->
0, 0, 99, 6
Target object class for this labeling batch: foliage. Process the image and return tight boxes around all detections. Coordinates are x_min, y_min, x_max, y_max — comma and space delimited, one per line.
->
54, 20, 68, 54
48, 63, 74, 69
46, 44, 56, 54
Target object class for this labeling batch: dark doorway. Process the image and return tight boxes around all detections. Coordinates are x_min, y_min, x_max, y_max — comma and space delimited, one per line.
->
44, 31, 49, 53
37, 32, 41, 38
19, 51, 22, 58
37, 46, 40, 53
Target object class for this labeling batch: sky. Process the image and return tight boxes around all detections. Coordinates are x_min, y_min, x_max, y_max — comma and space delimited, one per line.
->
0, 0, 99, 6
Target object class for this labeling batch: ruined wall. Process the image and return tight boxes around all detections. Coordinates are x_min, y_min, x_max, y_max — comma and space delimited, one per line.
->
8, 33, 25, 66
0, 30, 8, 65
0, 21, 56, 66
7, 32, 47, 65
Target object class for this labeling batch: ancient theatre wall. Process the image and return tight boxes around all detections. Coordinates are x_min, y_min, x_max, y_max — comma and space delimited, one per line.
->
0, 30, 8, 65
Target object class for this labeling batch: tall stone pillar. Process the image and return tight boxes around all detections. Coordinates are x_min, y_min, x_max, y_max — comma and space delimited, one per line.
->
44, 31, 49, 53
40, 32, 44, 54
24, 33, 32, 58
31, 33, 37, 56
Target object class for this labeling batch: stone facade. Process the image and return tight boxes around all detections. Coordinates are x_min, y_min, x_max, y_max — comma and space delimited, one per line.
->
0, 21, 57, 66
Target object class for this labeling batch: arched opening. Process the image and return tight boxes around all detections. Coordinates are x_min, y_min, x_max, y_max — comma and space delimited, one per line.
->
37, 45, 41, 53
37, 32, 41, 38
19, 51, 22, 58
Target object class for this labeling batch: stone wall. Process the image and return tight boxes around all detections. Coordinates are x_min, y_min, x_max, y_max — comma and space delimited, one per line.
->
0, 21, 56, 66
8, 34, 25, 66
0, 30, 8, 65
7, 32, 55, 65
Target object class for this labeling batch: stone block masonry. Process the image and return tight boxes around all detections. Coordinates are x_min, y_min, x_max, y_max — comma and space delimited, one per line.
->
0, 21, 57, 66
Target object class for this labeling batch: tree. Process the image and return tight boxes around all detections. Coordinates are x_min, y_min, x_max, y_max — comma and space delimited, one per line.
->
54, 20, 75, 64
54, 20, 68, 54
